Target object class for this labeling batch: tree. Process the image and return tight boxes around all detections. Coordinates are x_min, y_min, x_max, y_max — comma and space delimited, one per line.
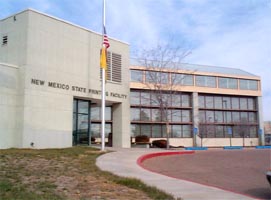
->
134, 44, 191, 149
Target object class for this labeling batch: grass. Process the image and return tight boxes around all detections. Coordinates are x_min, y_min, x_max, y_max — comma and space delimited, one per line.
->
0, 147, 174, 200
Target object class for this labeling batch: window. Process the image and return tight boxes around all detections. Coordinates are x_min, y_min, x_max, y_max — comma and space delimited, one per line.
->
173, 73, 193, 86
196, 75, 216, 87
2, 35, 8, 45
146, 71, 168, 84
240, 79, 258, 90
130, 70, 143, 82
130, 91, 140, 105
218, 77, 238, 89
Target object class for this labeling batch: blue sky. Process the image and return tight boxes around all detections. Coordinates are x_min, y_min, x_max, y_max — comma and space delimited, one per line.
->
1, 0, 271, 121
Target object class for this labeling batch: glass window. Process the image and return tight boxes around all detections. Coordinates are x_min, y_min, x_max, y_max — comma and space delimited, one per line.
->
160, 72, 169, 84
231, 97, 239, 109
105, 107, 112, 120
249, 126, 257, 137
240, 79, 258, 90
152, 125, 162, 137
232, 112, 240, 122
91, 106, 100, 120
91, 123, 100, 138
240, 98, 248, 110
226, 111, 232, 123
150, 92, 159, 106
247, 98, 255, 110
199, 110, 206, 123
222, 97, 230, 109
182, 94, 190, 107
172, 94, 181, 107
141, 125, 151, 137
172, 125, 182, 138
216, 126, 224, 138
248, 112, 257, 122
206, 96, 214, 109
206, 125, 215, 138
78, 101, 89, 114
182, 110, 191, 122
214, 111, 223, 123
130, 108, 140, 121
130, 70, 143, 82
146, 71, 156, 83
199, 95, 205, 108
183, 125, 192, 138
173, 73, 193, 86
206, 111, 214, 122
151, 109, 161, 121
214, 96, 222, 109
105, 124, 111, 137
130, 91, 140, 105
240, 112, 248, 122
196, 75, 216, 87
141, 109, 151, 121
141, 92, 150, 105
218, 78, 237, 89
131, 124, 140, 137
172, 110, 182, 122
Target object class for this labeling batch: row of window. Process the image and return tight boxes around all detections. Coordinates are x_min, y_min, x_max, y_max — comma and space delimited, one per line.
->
130, 90, 191, 107
130, 70, 258, 90
199, 110, 258, 123
199, 125, 258, 138
131, 124, 192, 138
199, 95, 256, 110
130, 108, 192, 123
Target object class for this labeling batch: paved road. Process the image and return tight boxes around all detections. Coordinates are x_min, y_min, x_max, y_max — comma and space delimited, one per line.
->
96, 147, 257, 200
142, 149, 271, 200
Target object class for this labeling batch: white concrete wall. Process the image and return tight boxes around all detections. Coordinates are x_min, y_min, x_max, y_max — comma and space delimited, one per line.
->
21, 10, 130, 148
0, 63, 19, 148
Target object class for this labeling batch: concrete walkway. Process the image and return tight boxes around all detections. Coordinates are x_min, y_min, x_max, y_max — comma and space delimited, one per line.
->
96, 147, 255, 200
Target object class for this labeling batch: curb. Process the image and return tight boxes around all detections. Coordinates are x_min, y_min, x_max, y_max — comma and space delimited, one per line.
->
137, 151, 195, 165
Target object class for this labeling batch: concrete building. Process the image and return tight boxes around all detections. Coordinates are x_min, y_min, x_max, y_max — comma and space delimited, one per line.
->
0, 9, 130, 149
0, 9, 264, 149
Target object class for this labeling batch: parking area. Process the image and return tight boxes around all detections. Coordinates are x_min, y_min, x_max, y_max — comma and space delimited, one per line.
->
141, 149, 271, 199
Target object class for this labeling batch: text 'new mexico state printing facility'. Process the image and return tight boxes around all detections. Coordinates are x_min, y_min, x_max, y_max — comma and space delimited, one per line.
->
0, 9, 264, 149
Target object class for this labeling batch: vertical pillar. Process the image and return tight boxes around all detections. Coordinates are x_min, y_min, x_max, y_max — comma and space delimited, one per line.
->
192, 92, 199, 147
112, 101, 131, 148
257, 96, 264, 146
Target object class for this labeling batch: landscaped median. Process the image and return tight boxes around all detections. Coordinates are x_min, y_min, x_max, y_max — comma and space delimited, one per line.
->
0, 147, 174, 200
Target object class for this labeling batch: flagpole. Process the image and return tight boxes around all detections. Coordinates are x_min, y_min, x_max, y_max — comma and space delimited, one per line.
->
101, 0, 106, 151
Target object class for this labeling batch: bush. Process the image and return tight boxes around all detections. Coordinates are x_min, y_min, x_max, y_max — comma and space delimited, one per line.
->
135, 135, 150, 143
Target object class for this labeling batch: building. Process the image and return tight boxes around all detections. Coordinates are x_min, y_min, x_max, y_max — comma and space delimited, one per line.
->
0, 9, 130, 149
130, 63, 264, 147
0, 9, 264, 149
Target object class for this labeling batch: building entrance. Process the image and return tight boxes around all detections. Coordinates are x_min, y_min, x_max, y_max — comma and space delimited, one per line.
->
73, 99, 112, 146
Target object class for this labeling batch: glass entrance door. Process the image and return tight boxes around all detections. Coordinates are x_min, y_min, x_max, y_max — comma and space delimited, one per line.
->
73, 99, 91, 145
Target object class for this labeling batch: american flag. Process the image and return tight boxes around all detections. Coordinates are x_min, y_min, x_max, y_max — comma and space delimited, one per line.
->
103, 26, 110, 49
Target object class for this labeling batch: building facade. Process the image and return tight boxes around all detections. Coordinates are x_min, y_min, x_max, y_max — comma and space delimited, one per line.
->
130, 64, 264, 147
0, 9, 264, 149
0, 9, 130, 149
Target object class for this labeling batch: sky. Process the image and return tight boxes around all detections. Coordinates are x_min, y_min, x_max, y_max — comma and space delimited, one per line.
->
1, 0, 271, 121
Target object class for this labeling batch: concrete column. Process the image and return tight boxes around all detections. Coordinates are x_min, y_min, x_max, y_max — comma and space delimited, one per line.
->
192, 92, 199, 147
112, 101, 131, 148
257, 96, 264, 146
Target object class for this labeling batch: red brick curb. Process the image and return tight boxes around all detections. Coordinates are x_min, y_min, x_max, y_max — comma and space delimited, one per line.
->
137, 151, 195, 167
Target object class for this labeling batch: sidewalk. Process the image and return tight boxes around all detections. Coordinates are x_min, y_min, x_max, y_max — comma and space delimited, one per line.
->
96, 147, 255, 200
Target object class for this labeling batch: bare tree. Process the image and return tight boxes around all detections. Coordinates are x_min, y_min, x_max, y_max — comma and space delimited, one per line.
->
134, 44, 191, 149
